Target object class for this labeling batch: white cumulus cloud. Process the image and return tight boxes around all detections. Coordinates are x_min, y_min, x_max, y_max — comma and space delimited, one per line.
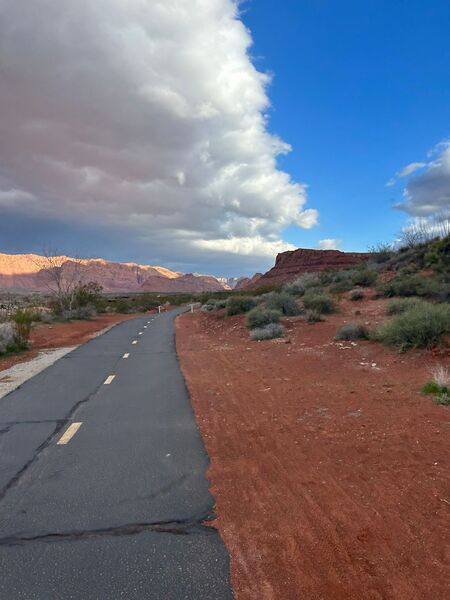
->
392, 142, 450, 215
317, 238, 342, 250
0, 0, 317, 268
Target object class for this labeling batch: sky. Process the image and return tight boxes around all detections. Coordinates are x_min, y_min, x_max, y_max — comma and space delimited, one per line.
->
0, 0, 449, 277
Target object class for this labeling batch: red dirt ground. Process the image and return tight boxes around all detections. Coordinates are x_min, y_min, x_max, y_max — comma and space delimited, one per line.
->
176, 296, 450, 600
0, 313, 137, 372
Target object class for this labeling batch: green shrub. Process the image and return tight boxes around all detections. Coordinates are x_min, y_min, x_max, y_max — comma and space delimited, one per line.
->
335, 323, 368, 340
304, 309, 322, 323
226, 296, 257, 316
263, 292, 301, 316
379, 274, 439, 298
422, 363, 450, 406
434, 394, 450, 406
350, 289, 364, 301
425, 236, 450, 273
303, 290, 335, 314
250, 322, 285, 341
386, 298, 426, 315
372, 302, 450, 350
114, 298, 132, 314
349, 269, 378, 287
246, 306, 281, 329
284, 273, 321, 296
12, 309, 36, 347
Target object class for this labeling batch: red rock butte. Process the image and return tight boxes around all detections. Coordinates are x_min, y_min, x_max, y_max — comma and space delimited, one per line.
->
254, 248, 373, 286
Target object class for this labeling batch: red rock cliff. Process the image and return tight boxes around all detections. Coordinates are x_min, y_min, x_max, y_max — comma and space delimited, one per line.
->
253, 248, 372, 286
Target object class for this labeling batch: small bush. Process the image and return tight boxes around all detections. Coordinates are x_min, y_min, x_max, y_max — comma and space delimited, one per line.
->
385, 298, 426, 315
250, 323, 285, 341
434, 394, 450, 406
62, 305, 97, 320
422, 366, 450, 400
246, 306, 281, 329
349, 269, 378, 287
0, 322, 16, 354
335, 323, 368, 340
304, 309, 322, 323
350, 289, 364, 301
379, 274, 439, 298
201, 298, 220, 312
114, 298, 132, 314
226, 296, 257, 316
284, 273, 321, 296
373, 302, 450, 350
12, 309, 35, 347
303, 290, 335, 314
263, 292, 301, 316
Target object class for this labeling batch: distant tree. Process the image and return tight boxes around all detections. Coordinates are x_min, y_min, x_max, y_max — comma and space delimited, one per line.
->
34, 248, 83, 314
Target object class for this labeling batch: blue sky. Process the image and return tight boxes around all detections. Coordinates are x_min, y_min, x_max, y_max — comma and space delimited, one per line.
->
0, 0, 448, 276
241, 0, 450, 252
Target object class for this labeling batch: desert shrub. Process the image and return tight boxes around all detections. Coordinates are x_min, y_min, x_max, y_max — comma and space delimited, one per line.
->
62, 305, 97, 320
372, 302, 450, 350
329, 280, 354, 294
263, 292, 301, 316
12, 309, 35, 346
284, 273, 321, 296
350, 269, 378, 287
250, 322, 285, 341
379, 274, 439, 298
335, 323, 368, 340
304, 309, 322, 323
246, 306, 281, 329
0, 322, 16, 354
422, 365, 450, 405
385, 297, 427, 315
201, 298, 226, 312
201, 299, 218, 312
226, 295, 257, 316
434, 394, 450, 406
302, 290, 335, 314
113, 298, 132, 314
350, 289, 364, 301
213, 299, 227, 309
425, 236, 450, 273
74, 282, 104, 309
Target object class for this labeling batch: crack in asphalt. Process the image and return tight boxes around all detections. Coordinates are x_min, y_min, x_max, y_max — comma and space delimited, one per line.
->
0, 515, 216, 547
0, 424, 12, 436
0, 420, 64, 426
0, 347, 128, 504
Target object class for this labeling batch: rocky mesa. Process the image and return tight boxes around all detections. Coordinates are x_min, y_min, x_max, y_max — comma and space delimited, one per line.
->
250, 248, 372, 287
0, 253, 226, 293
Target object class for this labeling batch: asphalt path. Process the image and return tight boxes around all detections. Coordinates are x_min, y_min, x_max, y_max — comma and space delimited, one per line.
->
0, 309, 233, 599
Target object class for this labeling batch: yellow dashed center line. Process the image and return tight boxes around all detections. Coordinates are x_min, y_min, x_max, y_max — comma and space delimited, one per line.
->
57, 422, 82, 445
104, 375, 116, 385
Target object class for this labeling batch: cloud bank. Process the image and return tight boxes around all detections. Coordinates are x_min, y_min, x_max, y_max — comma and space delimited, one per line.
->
392, 142, 450, 215
0, 0, 316, 271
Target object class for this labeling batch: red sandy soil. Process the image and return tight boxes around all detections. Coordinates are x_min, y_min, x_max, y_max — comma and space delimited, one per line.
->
176, 295, 450, 600
0, 313, 138, 372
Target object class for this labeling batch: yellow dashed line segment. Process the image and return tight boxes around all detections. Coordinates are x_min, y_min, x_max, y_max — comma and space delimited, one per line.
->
57, 423, 82, 445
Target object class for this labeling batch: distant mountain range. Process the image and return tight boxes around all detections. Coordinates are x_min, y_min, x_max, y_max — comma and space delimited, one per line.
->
0, 253, 227, 294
